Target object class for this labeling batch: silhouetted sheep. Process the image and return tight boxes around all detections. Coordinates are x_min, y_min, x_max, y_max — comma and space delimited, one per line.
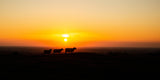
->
44, 49, 52, 54
53, 48, 63, 54
65, 47, 77, 53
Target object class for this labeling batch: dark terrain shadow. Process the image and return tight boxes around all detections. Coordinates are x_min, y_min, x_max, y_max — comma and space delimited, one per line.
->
0, 51, 160, 79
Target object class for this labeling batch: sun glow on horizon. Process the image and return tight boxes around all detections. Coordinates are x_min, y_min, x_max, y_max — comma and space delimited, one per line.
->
62, 34, 69, 42
0, 0, 160, 47
64, 38, 68, 42
62, 34, 69, 38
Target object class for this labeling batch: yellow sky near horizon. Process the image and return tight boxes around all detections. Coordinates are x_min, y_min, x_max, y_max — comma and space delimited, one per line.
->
0, 0, 160, 47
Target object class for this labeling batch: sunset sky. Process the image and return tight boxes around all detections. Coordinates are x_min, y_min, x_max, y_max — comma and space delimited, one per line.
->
0, 0, 160, 47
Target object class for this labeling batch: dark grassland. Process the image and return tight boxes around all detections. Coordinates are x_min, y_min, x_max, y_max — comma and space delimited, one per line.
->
0, 48, 160, 79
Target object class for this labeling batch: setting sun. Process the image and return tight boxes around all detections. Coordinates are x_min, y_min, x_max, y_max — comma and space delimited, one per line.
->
62, 34, 69, 38
64, 38, 68, 42
62, 34, 69, 42
0, 0, 160, 48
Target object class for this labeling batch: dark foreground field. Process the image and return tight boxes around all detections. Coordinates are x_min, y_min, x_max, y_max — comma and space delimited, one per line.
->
0, 52, 160, 79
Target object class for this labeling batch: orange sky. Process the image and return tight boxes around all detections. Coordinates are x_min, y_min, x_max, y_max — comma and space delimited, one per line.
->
0, 0, 160, 47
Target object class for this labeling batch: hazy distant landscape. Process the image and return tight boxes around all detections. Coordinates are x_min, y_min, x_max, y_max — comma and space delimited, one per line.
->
0, 47, 160, 55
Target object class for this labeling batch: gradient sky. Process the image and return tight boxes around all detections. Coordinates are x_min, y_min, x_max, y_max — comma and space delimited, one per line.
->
0, 0, 160, 47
